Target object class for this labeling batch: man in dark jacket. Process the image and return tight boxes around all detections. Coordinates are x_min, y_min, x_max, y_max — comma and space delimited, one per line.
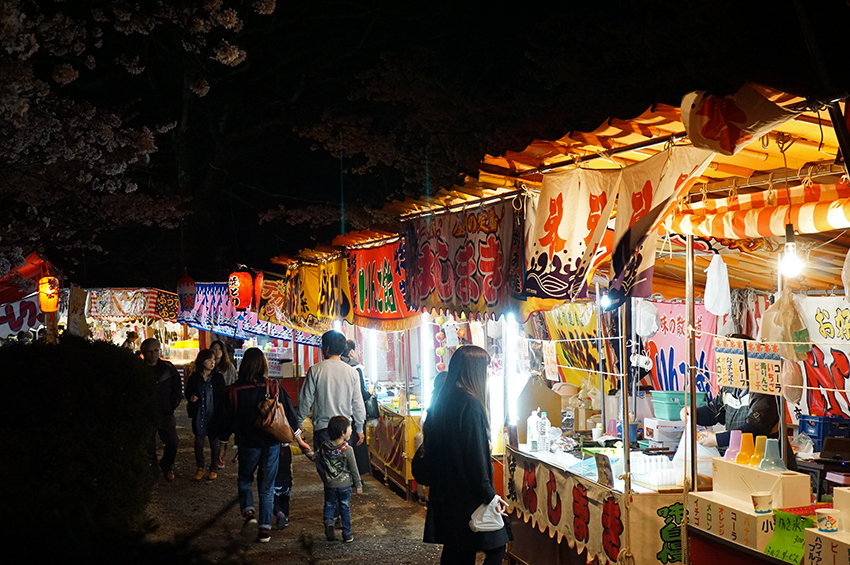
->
142, 338, 182, 482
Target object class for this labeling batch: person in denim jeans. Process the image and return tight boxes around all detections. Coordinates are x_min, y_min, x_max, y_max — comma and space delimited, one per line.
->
307, 415, 362, 543
220, 348, 309, 543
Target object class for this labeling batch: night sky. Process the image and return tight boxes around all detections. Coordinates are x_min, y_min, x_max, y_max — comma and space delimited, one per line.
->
4, 0, 849, 290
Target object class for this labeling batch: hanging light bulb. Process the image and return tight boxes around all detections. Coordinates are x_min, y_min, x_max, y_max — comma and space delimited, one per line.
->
780, 223, 804, 278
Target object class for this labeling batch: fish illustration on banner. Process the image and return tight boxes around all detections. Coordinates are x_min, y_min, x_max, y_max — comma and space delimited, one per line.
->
642, 301, 717, 398
525, 169, 620, 301
410, 201, 513, 318
348, 240, 419, 331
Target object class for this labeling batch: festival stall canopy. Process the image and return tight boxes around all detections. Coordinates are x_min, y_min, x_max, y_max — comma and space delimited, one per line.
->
0, 252, 55, 306
88, 288, 179, 322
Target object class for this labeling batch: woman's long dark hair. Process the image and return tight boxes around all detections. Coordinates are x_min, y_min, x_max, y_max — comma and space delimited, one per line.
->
427, 346, 490, 427
237, 347, 268, 384
210, 340, 232, 371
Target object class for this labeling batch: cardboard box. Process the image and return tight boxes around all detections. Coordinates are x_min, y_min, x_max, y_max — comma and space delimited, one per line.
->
644, 417, 684, 442
560, 406, 601, 432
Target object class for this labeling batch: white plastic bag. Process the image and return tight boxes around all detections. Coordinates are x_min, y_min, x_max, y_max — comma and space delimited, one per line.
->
843, 248, 850, 300
775, 291, 811, 361
469, 495, 505, 532
704, 255, 732, 316
672, 420, 720, 486
635, 299, 660, 338
781, 359, 803, 403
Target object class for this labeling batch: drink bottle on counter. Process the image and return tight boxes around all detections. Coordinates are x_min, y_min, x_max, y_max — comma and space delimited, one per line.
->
527, 408, 540, 451
537, 412, 551, 452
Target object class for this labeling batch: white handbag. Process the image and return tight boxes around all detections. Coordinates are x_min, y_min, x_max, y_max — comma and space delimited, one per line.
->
469, 495, 505, 532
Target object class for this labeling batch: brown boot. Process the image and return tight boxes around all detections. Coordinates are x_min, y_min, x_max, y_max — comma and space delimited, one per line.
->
207, 469, 218, 480
192, 467, 204, 481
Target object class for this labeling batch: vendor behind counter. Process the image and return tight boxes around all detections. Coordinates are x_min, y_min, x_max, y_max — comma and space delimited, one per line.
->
685, 334, 797, 470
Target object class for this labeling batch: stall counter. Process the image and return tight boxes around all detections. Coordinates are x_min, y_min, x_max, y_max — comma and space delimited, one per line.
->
505, 444, 684, 565
368, 402, 421, 500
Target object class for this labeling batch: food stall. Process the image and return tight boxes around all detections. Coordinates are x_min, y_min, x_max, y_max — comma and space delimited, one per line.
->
87, 286, 186, 346
478, 85, 850, 565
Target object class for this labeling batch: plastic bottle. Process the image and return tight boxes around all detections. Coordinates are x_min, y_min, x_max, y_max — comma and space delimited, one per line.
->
527, 408, 540, 451
537, 412, 551, 452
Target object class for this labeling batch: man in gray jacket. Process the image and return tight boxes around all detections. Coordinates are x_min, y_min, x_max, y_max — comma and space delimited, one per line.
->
298, 330, 367, 451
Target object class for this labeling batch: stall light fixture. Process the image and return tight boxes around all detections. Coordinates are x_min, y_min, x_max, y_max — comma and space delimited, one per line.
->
601, 288, 625, 312
38, 275, 60, 313
780, 223, 804, 278
600, 293, 612, 310
333, 320, 343, 333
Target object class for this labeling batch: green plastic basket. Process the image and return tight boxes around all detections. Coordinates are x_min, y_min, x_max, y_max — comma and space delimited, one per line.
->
650, 391, 708, 421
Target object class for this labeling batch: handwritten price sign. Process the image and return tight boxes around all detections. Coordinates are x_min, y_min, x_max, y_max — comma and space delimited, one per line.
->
715, 338, 747, 389
746, 342, 782, 396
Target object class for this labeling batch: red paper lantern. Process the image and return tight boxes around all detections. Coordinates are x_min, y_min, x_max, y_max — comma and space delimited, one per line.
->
253, 272, 264, 311
38, 276, 60, 313
228, 271, 253, 310
176, 273, 196, 312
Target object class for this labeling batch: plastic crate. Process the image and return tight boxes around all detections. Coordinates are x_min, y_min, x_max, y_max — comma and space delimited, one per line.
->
799, 415, 850, 452
650, 391, 709, 421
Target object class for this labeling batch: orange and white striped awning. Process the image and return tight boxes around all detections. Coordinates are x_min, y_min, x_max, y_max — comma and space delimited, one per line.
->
664, 179, 850, 239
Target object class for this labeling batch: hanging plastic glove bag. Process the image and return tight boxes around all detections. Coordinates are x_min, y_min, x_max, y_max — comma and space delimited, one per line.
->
469, 495, 505, 532
842, 248, 850, 300
781, 359, 803, 403
635, 299, 660, 338
775, 290, 811, 361
758, 304, 783, 344
704, 255, 732, 316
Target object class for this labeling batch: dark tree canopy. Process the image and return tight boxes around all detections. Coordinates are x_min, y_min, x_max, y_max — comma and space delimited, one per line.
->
1, 0, 847, 289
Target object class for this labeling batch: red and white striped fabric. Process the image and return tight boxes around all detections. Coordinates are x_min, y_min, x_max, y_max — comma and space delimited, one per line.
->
664, 181, 850, 238
295, 343, 322, 374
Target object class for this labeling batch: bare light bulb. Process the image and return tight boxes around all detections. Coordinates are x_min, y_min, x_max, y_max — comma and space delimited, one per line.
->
780, 241, 803, 278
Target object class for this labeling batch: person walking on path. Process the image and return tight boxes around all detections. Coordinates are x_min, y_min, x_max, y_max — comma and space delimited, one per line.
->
340, 339, 371, 476
422, 345, 511, 565
306, 415, 363, 543
185, 349, 226, 481
298, 330, 366, 452
141, 337, 182, 483
210, 339, 237, 468
220, 347, 309, 543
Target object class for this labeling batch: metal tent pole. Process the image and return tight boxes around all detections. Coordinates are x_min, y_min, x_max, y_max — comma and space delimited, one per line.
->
596, 283, 606, 425
620, 299, 632, 495
686, 234, 698, 491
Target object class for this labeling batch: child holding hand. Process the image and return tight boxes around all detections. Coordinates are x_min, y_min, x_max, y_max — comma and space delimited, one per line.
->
307, 415, 362, 543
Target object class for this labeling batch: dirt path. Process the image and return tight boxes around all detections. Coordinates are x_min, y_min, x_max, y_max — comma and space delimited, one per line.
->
145, 407, 442, 564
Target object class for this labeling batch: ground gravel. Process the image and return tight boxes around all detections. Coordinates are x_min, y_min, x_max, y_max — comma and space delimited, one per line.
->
145, 406, 447, 564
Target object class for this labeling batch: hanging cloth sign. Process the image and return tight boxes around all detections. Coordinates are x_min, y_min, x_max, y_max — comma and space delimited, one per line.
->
524, 169, 620, 300
88, 288, 158, 320
541, 302, 604, 386
348, 240, 420, 331
611, 146, 714, 299
179, 282, 293, 339
257, 259, 353, 336
0, 292, 42, 338
66, 285, 90, 338
410, 201, 513, 318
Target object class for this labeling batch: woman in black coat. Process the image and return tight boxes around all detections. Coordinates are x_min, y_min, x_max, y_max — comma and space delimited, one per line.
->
422, 345, 511, 565
185, 348, 227, 480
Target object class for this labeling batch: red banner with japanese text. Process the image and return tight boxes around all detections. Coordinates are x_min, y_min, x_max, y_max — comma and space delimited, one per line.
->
410, 201, 514, 318
348, 241, 420, 331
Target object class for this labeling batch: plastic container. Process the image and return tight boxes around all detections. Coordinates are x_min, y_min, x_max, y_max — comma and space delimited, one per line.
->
527, 408, 540, 451
798, 415, 850, 452
725, 430, 742, 461
749, 436, 767, 467
650, 391, 709, 421
537, 412, 551, 452
736, 433, 755, 464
